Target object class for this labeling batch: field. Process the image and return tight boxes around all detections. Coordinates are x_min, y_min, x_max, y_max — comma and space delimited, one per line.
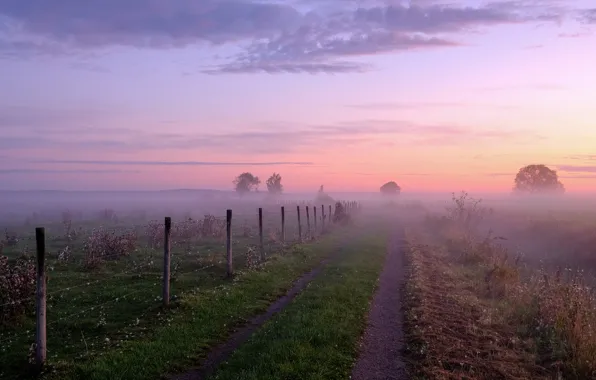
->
402, 193, 596, 379
3, 192, 596, 380
0, 199, 346, 379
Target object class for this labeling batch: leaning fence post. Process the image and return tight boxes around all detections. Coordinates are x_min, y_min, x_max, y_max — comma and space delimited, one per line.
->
281, 206, 286, 243
226, 209, 233, 277
313, 206, 317, 235
306, 206, 311, 239
35, 227, 47, 369
258, 208, 264, 260
297, 205, 302, 242
163, 217, 171, 307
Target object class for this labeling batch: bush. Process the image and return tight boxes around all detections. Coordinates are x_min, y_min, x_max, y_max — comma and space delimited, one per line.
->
332, 202, 351, 225
145, 215, 225, 250
0, 255, 36, 325
83, 227, 137, 269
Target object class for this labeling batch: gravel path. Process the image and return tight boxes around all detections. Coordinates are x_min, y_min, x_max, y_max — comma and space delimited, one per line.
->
351, 228, 407, 380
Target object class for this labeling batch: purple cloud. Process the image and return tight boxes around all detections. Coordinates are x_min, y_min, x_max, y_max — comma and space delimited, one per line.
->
565, 154, 596, 161
557, 165, 596, 173
346, 101, 520, 110
0, 169, 141, 174
0, 0, 567, 74
0, 0, 301, 47
1, 108, 545, 156
28, 160, 315, 167
578, 8, 596, 23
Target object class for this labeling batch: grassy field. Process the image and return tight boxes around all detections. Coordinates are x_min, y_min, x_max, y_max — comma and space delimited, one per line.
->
210, 225, 389, 380
403, 194, 596, 379
0, 203, 336, 380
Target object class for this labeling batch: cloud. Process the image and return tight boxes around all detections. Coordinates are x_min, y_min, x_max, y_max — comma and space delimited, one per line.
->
1, 114, 544, 156
475, 83, 567, 91
0, 169, 141, 174
557, 164, 596, 173
27, 160, 314, 167
0, 0, 567, 73
578, 8, 596, 23
559, 174, 596, 179
565, 154, 596, 161
523, 44, 544, 49
0, 105, 123, 128
558, 31, 592, 38
205, 60, 372, 74
346, 101, 520, 110
0, 0, 301, 48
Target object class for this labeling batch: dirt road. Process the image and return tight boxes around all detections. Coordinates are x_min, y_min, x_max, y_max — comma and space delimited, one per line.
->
351, 228, 407, 380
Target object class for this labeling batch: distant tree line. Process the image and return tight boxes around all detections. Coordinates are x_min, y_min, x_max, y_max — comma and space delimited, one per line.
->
233, 172, 283, 196
232, 163, 564, 199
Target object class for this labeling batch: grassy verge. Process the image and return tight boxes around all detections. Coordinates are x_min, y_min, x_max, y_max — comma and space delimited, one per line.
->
36, 226, 355, 380
210, 227, 389, 380
403, 221, 596, 380
1, 217, 296, 379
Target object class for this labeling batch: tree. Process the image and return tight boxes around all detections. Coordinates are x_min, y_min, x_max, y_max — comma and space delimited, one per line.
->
380, 181, 401, 195
315, 185, 334, 203
266, 173, 283, 194
513, 164, 565, 194
233, 172, 260, 195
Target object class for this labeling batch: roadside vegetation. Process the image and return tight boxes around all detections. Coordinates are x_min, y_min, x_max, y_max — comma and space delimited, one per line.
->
404, 192, 596, 379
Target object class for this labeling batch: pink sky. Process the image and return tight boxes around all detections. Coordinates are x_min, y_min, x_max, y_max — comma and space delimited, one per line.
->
1, 0, 595, 193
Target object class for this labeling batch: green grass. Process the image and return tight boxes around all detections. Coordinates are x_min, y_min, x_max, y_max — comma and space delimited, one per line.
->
0, 211, 310, 379
210, 227, 389, 380
28, 225, 356, 380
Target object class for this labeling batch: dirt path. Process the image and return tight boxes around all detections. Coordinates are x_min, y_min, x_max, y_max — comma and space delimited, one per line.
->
169, 252, 341, 380
351, 227, 407, 380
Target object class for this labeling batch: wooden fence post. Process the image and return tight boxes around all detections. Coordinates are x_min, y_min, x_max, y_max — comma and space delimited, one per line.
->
258, 208, 264, 260
281, 206, 285, 243
35, 227, 47, 369
321, 204, 325, 231
306, 206, 311, 239
163, 217, 171, 307
329, 205, 332, 224
313, 206, 317, 235
297, 205, 302, 242
226, 209, 233, 277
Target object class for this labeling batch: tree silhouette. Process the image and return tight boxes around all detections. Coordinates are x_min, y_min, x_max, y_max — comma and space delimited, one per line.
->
513, 164, 565, 194
233, 172, 261, 195
266, 173, 283, 194
315, 185, 334, 203
380, 181, 401, 195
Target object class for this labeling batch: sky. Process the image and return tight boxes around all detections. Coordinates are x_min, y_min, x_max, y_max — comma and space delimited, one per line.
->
0, 0, 595, 193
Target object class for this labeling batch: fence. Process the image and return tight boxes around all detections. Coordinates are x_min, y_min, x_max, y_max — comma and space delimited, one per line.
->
0, 200, 361, 374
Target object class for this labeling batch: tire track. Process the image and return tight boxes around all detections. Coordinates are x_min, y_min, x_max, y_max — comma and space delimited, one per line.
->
169, 251, 342, 380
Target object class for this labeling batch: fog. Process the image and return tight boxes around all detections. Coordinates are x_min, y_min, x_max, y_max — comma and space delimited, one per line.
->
2, 189, 595, 272
2, 188, 594, 220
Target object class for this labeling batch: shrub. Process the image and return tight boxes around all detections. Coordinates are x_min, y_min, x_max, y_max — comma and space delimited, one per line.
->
446, 191, 492, 233
245, 246, 260, 270
3, 229, 18, 247
0, 255, 36, 325
200, 215, 226, 239
146, 220, 164, 249
332, 202, 351, 225
83, 227, 137, 269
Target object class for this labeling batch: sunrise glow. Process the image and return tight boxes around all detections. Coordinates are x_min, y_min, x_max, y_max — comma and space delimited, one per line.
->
1, 0, 595, 193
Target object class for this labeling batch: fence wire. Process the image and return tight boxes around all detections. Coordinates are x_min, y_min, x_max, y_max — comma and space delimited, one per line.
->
0, 201, 360, 377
